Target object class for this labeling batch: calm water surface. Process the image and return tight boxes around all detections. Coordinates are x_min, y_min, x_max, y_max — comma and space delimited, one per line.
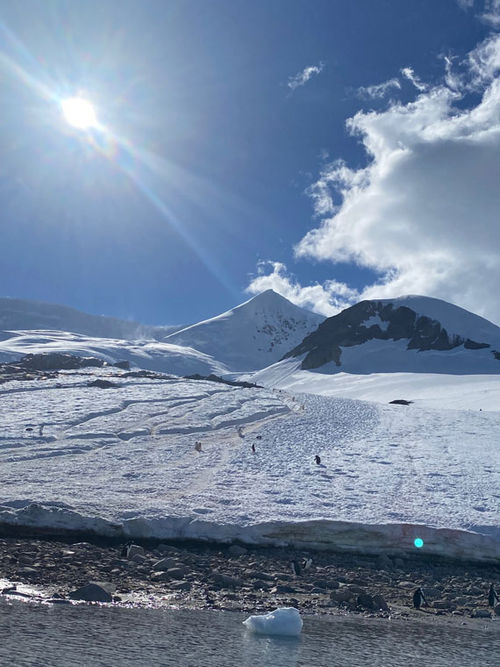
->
0, 599, 498, 666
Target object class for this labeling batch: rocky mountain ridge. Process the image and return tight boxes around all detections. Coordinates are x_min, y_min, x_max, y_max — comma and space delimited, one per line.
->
285, 297, 500, 372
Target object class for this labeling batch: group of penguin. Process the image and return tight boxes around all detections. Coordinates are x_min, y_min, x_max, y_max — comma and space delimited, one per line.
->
413, 584, 498, 610
290, 564, 498, 612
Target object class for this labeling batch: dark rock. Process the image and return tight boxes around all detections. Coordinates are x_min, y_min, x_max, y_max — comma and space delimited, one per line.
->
166, 567, 190, 580
113, 360, 130, 370
153, 557, 177, 571
271, 584, 296, 594
372, 594, 389, 611
494, 604, 500, 617
125, 545, 144, 560
471, 609, 492, 619
357, 593, 375, 609
330, 589, 353, 603
170, 580, 191, 591
68, 583, 112, 603
212, 573, 242, 588
389, 399, 412, 406
87, 379, 117, 389
283, 299, 491, 371
228, 545, 247, 557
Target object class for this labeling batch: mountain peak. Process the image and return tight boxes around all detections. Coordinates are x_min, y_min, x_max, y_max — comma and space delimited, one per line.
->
165, 290, 324, 371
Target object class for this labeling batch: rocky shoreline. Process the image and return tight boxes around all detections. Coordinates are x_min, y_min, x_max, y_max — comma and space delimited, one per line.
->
1, 535, 498, 624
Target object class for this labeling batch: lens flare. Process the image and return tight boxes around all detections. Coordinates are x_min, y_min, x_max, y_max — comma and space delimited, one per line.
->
61, 97, 97, 129
414, 537, 424, 548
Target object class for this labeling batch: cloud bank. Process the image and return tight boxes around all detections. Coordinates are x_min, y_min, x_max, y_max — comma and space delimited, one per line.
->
250, 35, 500, 324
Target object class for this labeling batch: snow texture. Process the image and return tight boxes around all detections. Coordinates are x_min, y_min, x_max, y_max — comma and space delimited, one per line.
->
0, 367, 498, 562
243, 608, 303, 637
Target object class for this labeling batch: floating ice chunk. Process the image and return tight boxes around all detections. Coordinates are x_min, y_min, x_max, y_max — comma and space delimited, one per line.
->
243, 607, 303, 637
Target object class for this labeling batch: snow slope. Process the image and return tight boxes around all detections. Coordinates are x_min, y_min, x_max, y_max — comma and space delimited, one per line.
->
164, 289, 324, 372
0, 330, 228, 377
253, 357, 500, 411
0, 368, 498, 562
0, 297, 181, 340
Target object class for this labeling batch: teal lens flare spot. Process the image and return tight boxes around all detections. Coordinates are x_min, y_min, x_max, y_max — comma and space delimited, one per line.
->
414, 538, 424, 548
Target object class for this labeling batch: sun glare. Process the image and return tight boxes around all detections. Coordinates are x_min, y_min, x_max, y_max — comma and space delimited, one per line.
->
61, 97, 97, 130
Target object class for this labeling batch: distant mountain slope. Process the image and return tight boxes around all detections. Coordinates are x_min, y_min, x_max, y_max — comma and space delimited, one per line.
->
283, 295, 500, 374
0, 297, 182, 340
165, 289, 324, 371
0, 330, 228, 377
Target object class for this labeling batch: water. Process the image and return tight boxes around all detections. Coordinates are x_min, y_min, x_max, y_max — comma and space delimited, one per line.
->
0, 599, 498, 667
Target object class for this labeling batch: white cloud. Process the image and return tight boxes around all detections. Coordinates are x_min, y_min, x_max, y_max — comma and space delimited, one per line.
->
401, 67, 428, 91
457, 0, 500, 25
357, 78, 401, 100
246, 261, 359, 317
292, 34, 500, 325
482, 0, 500, 25
288, 62, 324, 91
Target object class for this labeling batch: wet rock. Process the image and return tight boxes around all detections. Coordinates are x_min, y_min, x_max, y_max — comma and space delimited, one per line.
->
357, 593, 375, 609
16, 567, 39, 576
228, 545, 247, 557
170, 580, 191, 591
346, 584, 364, 594
494, 604, 500, 617
372, 594, 389, 611
166, 567, 190, 580
245, 570, 274, 581
433, 600, 455, 610
330, 589, 353, 603
131, 554, 147, 565
212, 573, 242, 589
68, 583, 112, 603
126, 545, 144, 560
271, 584, 296, 594
152, 557, 177, 571
471, 609, 491, 619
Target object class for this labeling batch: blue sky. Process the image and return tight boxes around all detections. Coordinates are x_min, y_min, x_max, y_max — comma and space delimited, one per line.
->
1, 0, 499, 325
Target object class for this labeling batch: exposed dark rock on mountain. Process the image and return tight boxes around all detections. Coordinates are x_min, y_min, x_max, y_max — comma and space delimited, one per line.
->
285, 299, 499, 371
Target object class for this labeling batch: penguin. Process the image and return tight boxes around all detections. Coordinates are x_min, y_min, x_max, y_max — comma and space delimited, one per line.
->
314, 455, 321, 465
291, 560, 302, 577
195, 441, 202, 452
120, 541, 132, 558
488, 583, 498, 607
412, 587, 427, 609
302, 557, 313, 570
251, 443, 256, 454
256, 435, 262, 440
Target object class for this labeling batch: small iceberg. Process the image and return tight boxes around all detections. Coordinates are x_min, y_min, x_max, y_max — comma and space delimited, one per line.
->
243, 607, 303, 637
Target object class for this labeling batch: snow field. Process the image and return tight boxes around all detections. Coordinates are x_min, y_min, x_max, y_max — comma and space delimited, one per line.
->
0, 369, 498, 561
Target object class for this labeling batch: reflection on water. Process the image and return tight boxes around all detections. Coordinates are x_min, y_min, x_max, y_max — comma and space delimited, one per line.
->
0, 599, 498, 667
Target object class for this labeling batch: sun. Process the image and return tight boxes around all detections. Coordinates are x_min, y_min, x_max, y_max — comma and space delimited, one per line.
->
61, 97, 98, 130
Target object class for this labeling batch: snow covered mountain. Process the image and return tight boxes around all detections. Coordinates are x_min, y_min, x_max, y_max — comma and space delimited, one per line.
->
164, 289, 324, 371
283, 295, 500, 374
0, 297, 182, 340
0, 330, 229, 377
